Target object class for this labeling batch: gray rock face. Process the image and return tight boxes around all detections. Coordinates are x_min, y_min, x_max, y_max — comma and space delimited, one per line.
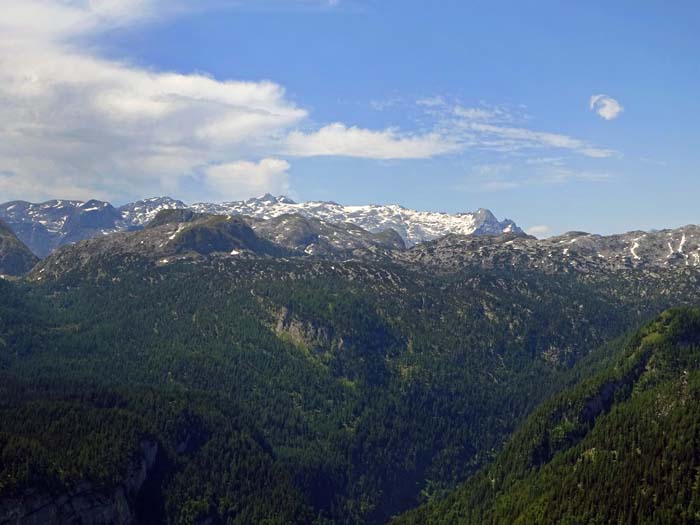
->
0, 440, 158, 525
274, 306, 336, 354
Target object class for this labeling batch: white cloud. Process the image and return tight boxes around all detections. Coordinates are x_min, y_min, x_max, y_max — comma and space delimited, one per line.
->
0, 1, 621, 203
0, 0, 471, 203
464, 123, 616, 158
0, 0, 309, 202
589, 94, 623, 121
526, 225, 551, 237
454, 107, 499, 121
415, 99, 618, 158
1, 0, 167, 39
285, 123, 459, 159
204, 159, 291, 200
540, 168, 611, 184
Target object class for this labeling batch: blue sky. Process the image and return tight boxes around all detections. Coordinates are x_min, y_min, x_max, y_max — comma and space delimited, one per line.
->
1, 1, 698, 236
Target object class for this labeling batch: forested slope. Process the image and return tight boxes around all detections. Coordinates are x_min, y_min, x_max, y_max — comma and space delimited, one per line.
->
0, 219, 37, 276
2, 242, 700, 523
395, 308, 700, 525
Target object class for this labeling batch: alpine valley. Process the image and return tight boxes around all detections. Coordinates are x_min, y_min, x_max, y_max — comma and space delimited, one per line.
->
2, 196, 700, 525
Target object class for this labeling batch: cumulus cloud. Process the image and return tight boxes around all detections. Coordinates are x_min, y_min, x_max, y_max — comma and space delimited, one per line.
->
285, 123, 459, 159
589, 94, 624, 120
0, 0, 311, 202
204, 159, 291, 200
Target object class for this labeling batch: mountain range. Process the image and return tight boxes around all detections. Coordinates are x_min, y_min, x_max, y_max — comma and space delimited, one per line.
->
0, 195, 520, 257
3, 194, 700, 274
2, 197, 700, 524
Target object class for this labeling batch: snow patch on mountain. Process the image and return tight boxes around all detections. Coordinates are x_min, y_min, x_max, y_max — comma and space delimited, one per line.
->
0, 194, 522, 255
120, 197, 187, 227
189, 194, 522, 246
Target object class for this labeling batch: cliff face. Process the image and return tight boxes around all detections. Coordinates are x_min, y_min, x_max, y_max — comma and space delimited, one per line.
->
0, 440, 158, 525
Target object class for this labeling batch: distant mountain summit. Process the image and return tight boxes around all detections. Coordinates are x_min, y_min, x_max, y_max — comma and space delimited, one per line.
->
0, 199, 126, 257
119, 197, 188, 227
0, 195, 522, 256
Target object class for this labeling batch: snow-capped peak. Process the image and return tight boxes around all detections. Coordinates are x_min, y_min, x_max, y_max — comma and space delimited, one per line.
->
0, 194, 523, 256
188, 195, 522, 246
119, 197, 187, 227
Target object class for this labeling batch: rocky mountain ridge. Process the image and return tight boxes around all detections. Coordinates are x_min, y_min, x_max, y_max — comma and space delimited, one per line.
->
4, 195, 700, 278
23, 207, 700, 283
28, 208, 407, 281
188, 194, 522, 246
398, 226, 700, 273
0, 195, 520, 256
0, 199, 130, 257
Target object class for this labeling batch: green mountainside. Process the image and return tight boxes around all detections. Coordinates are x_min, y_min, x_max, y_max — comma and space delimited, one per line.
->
395, 307, 700, 525
3, 213, 700, 524
0, 219, 38, 276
